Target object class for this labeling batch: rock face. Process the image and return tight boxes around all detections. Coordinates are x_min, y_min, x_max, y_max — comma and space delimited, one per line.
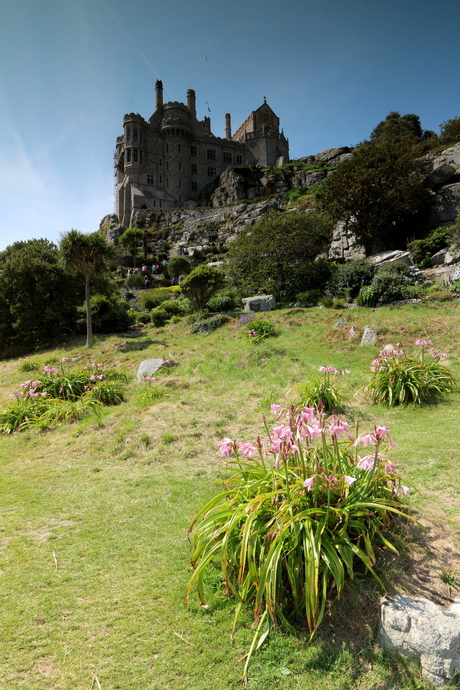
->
379, 595, 460, 687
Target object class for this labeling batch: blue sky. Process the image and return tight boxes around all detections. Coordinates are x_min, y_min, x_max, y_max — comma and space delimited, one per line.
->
1, 0, 460, 251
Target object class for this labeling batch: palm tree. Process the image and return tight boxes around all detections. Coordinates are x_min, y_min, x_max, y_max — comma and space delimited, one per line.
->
60, 230, 114, 348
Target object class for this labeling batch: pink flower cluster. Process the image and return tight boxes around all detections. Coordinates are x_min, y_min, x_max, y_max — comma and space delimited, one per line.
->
43, 365, 58, 375
247, 329, 257, 337
319, 366, 350, 375
219, 404, 404, 496
90, 374, 104, 381
414, 339, 432, 347
14, 380, 47, 399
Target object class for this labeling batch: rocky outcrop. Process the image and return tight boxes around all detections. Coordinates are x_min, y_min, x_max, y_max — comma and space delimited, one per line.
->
380, 595, 460, 687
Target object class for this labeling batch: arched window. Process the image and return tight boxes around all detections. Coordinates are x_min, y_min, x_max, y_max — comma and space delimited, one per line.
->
133, 126, 138, 142
126, 125, 131, 142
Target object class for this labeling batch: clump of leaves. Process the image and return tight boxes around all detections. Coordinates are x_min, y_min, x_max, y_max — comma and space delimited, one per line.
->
185, 405, 414, 682
363, 341, 456, 405
297, 366, 350, 412
246, 319, 279, 342
18, 360, 40, 372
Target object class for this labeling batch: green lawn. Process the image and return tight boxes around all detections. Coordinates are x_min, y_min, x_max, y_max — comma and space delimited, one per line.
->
1, 302, 459, 689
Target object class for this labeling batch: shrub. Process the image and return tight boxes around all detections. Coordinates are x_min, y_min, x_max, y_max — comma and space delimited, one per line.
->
356, 274, 407, 306
167, 256, 192, 279
125, 274, 145, 290
327, 259, 376, 299
295, 289, 323, 306
140, 289, 175, 310
150, 300, 186, 327
191, 314, 231, 333
408, 226, 453, 268
246, 319, 279, 342
206, 289, 241, 313
297, 366, 350, 412
425, 290, 452, 302
180, 265, 226, 311
185, 405, 414, 680
81, 294, 134, 333
363, 341, 456, 405
318, 296, 347, 308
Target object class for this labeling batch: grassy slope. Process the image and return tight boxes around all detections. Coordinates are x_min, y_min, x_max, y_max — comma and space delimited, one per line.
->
1, 302, 459, 689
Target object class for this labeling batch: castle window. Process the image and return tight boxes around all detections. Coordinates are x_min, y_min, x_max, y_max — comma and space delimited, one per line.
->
159, 175, 162, 183
153, 200, 156, 207
178, 144, 181, 153
140, 151, 142, 163
167, 178, 169, 187
178, 179, 181, 188
159, 158, 163, 166
190, 145, 197, 157
166, 143, 169, 153
133, 149, 138, 162
191, 163, 197, 174
191, 181, 198, 192
207, 166, 216, 177
126, 125, 131, 142
207, 149, 216, 160
127, 148, 131, 162
147, 175, 154, 184
133, 127, 138, 142
223, 152, 232, 164
166, 161, 169, 170
236, 154, 243, 165
178, 161, 181, 172
159, 201, 162, 208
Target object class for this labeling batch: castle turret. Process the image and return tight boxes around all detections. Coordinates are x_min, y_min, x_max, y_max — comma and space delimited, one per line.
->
186, 89, 196, 118
155, 80, 163, 112
225, 113, 232, 140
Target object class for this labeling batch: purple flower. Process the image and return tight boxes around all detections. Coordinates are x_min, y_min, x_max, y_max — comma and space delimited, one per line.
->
303, 475, 316, 491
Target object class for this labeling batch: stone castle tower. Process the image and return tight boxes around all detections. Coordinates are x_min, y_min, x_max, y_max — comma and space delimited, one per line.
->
114, 81, 289, 226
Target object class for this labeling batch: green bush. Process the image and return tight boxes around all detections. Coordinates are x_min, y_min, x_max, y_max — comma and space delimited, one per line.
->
190, 314, 231, 333
81, 294, 134, 333
206, 289, 241, 313
357, 274, 406, 306
363, 342, 456, 405
297, 365, 350, 412
140, 289, 175, 310
327, 258, 376, 299
185, 405, 414, 680
408, 226, 452, 268
295, 289, 323, 306
180, 265, 226, 311
150, 299, 185, 327
246, 319, 279, 342
125, 274, 145, 290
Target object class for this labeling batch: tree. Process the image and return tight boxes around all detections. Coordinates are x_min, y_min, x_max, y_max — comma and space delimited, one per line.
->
226, 210, 332, 298
316, 139, 434, 254
60, 230, 114, 348
180, 265, 225, 311
439, 117, 460, 146
167, 255, 191, 279
370, 111, 422, 144
118, 227, 143, 266
0, 239, 81, 353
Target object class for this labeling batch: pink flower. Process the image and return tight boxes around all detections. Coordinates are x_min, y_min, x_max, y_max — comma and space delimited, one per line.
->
357, 455, 376, 470
394, 485, 411, 496
239, 442, 257, 457
415, 339, 431, 347
328, 419, 351, 440
432, 352, 447, 359
270, 403, 285, 421
61, 357, 70, 362
90, 374, 104, 381
354, 433, 377, 447
303, 475, 316, 491
319, 365, 338, 374
218, 438, 235, 457
31, 381, 41, 387
343, 475, 356, 486
374, 426, 396, 446
385, 460, 397, 474
43, 366, 58, 374
271, 425, 293, 441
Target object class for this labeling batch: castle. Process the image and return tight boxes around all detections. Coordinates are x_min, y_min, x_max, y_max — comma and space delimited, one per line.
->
114, 81, 289, 226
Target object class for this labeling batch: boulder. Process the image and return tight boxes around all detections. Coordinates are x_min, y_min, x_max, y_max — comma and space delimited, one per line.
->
431, 182, 460, 225
137, 358, 174, 380
369, 250, 412, 266
430, 247, 450, 266
427, 162, 457, 186
360, 325, 377, 346
241, 295, 276, 312
379, 595, 460, 687
315, 147, 350, 163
